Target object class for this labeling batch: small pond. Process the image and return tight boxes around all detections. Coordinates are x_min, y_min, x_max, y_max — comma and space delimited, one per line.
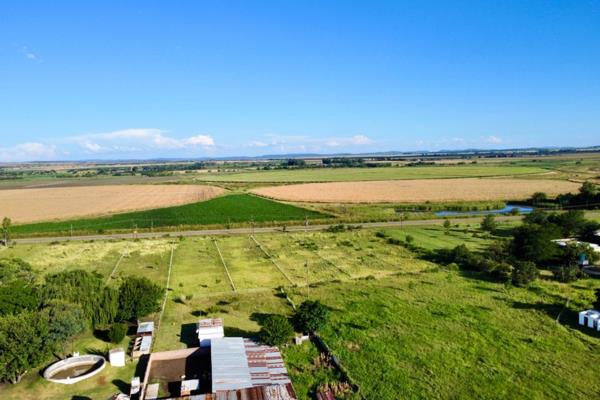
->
435, 204, 533, 217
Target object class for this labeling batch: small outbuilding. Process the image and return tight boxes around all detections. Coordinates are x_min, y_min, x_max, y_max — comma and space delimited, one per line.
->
197, 318, 225, 347
579, 309, 600, 330
109, 348, 126, 367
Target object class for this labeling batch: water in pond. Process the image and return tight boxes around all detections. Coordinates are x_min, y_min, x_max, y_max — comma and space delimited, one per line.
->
435, 204, 533, 217
49, 360, 104, 379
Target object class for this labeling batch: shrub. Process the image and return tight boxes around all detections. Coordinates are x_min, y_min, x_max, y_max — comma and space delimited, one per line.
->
294, 300, 330, 333
259, 315, 294, 346
511, 261, 539, 286
480, 214, 497, 233
108, 322, 128, 344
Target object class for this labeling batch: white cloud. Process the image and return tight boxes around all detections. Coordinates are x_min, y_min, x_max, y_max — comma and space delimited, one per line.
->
82, 141, 103, 153
20, 46, 39, 61
349, 135, 373, 145
73, 128, 216, 153
183, 135, 215, 147
250, 134, 374, 152
0, 142, 57, 161
484, 135, 503, 144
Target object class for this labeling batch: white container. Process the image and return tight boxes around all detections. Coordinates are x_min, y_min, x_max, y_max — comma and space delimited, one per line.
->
109, 348, 126, 367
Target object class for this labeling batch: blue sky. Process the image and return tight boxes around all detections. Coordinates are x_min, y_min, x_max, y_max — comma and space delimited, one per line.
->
1, 1, 599, 161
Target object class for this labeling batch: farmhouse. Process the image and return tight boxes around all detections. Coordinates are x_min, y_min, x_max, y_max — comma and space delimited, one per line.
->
133, 321, 296, 400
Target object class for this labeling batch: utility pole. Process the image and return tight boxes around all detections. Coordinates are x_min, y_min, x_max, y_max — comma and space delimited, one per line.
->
305, 215, 309, 232
70, 224, 73, 237
251, 215, 255, 236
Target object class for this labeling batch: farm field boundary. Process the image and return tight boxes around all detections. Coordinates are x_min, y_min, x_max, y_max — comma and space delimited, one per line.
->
252, 178, 581, 203
10, 193, 327, 237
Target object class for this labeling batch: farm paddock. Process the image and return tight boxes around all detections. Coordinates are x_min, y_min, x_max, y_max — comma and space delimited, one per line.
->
252, 178, 580, 203
0, 184, 225, 223
2, 224, 600, 399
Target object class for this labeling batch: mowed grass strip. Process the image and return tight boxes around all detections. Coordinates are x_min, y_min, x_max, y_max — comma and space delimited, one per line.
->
193, 164, 548, 182
11, 194, 327, 236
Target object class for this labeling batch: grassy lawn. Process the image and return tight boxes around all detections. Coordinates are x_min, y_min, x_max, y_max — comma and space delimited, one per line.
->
4, 221, 600, 399
0, 238, 174, 281
11, 194, 328, 236
192, 165, 548, 182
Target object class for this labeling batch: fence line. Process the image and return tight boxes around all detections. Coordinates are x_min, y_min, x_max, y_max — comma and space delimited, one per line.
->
213, 239, 237, 292
106, 252, 125, 283
157, 245, 175, 330
250, 235, 295, 285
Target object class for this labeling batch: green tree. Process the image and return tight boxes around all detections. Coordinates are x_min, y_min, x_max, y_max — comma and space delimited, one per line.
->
443, 219, 451, 233
118, 276, 163, 321
511, 261, 539, 286
1, 217, 11, 246
294, 300, 330, 333
259, 314, 294, 346
511, 223, 561, 264
108, 322, 128, 344
45, 300, 87, 356
0, 281, 39, 316
530, 192, 547, 205
480, 214, 497, 233
0, 311, 50, 384
41, 270, 104, 324
93, 286, 119, 329
553, 243, 584, 282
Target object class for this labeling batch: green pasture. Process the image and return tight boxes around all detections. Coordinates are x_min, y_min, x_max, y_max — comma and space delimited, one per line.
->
4, 220, 600, 399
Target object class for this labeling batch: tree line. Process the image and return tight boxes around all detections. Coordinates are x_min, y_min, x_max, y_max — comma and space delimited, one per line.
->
0, 260, 162, 384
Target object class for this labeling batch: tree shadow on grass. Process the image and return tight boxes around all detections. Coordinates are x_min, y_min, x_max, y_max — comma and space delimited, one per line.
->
179, 323, 198, 348
224, 326, 257, 339
511, 301, 600, 338
112, 379, 129, 394
250, 312, 271, 325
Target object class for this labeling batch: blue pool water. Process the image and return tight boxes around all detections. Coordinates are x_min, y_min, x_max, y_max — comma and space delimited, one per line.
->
434, 204, 533, 217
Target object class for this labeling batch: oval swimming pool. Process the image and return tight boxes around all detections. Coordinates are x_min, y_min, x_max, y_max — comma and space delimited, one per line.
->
43, 355, 106, 384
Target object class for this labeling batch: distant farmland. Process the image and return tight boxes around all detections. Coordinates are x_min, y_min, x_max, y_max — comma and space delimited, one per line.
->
252, 178, 580, 203
11, 194, 327, 236
192, 164, 548, 182
0, 184, 225, 223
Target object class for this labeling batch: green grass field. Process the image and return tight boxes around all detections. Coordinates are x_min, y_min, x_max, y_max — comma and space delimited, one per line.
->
3, 222, 600, 399
11, 194, 327, 236
191, 164, 548, 182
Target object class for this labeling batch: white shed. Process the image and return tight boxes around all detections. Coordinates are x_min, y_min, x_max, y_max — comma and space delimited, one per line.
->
109, 348, 126, 367
197, 318, 224, 347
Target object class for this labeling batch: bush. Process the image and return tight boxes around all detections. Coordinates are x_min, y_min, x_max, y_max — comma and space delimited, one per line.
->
259, 315, 294, 346
480, 214, 497, 233
294, 300, 330, 333
511, 261, 539, 286
108, 322, 128, 344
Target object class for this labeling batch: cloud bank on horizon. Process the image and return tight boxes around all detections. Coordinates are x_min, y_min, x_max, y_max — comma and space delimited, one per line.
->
0, 129, 519, 162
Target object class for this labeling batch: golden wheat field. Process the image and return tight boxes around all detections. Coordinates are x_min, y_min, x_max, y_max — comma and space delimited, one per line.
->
0, 184, 225, 223
252, 178, 580, 203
